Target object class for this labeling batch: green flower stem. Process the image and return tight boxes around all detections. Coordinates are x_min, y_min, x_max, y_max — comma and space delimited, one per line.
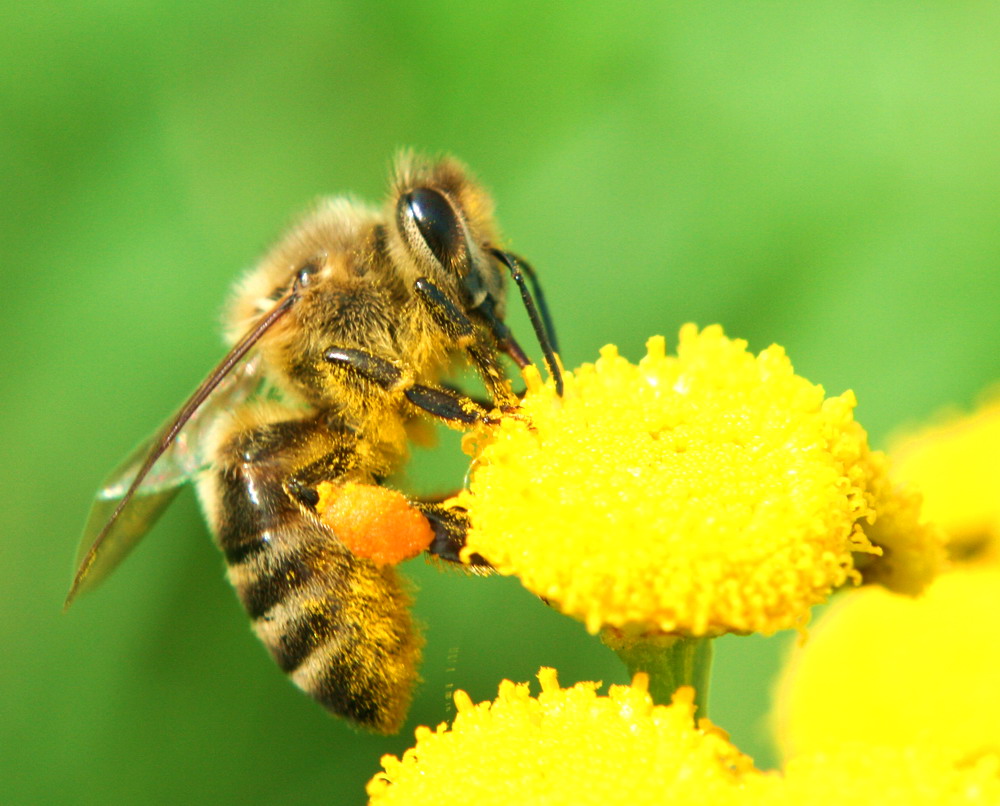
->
604, 633, 714, 717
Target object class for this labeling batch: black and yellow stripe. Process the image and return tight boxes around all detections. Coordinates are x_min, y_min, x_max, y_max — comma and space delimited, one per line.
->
203, 412, 421, 734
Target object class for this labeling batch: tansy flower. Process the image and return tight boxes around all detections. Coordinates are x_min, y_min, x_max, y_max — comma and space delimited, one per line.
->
889, 390, 1000, 562
367, 668, 1000, 805
366, 668, 755, 805
774, 568, 1000, 763
452, 325, 944, 639
744, 744, 1000, 805
775, 392, 1000, 764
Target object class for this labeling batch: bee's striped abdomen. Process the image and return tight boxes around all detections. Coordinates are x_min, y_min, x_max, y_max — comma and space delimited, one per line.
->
201, 411, 421, 733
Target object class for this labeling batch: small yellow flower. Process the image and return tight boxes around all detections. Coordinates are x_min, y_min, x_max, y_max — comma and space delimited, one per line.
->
454, 326, 943, 637
745, 744, 1000, 805
367, 668, 1000, 805
890, 390, 1000, 561
367, 668, 754, 805
775, 393, 1000, 764
774, 566, 1000, 763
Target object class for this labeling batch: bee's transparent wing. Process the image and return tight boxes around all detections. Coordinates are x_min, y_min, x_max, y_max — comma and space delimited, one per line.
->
65, 290, 298, 609
94, 359, 265, 502
68, 356, 267, 605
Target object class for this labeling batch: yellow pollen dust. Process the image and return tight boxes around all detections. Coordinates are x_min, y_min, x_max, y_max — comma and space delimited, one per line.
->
453, 326, 943, 636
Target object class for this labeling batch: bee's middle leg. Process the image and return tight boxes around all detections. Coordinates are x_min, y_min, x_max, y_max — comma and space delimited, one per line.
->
323, 347, 502, 426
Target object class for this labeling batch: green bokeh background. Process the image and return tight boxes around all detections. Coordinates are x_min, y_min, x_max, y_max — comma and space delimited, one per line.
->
4, 3, 999, 803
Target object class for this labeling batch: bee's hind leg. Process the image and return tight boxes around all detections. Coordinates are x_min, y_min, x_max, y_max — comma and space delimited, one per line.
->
412, 501, 491, 571
203, 405, 421, 732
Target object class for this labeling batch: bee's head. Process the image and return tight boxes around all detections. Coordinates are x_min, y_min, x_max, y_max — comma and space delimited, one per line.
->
390, 154, 506, 319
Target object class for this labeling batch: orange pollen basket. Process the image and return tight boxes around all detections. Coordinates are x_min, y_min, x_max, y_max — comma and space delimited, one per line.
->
315, 482, 434, 565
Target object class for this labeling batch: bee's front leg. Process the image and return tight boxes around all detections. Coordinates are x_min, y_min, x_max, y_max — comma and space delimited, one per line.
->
412, 277, 518, 410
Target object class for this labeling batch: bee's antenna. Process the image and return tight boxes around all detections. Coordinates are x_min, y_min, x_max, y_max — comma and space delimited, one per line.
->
489, 248, 564, 396
500, 252, 559, 355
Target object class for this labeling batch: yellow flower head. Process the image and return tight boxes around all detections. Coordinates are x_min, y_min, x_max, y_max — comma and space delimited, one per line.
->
367, 667, 999, 805
890, 390, 1000, 561
745, 744, 1000, 806
454, 326, 944, 636
367, 668, 754, 805
774, 566, 1000, 763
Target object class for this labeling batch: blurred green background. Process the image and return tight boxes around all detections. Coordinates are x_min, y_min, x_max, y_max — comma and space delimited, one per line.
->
4, 2, 1000, 803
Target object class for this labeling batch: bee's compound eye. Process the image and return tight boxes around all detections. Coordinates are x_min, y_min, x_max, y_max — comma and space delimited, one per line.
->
398, 188, 463, 268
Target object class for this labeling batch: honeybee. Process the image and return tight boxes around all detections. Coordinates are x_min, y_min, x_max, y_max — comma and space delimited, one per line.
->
65, 154, 561, 733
